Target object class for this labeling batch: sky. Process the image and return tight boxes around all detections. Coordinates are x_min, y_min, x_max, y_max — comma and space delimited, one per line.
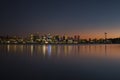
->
1, 0, 120, 38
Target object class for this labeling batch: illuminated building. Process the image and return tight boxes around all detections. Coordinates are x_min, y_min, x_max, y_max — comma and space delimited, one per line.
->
77, 35, 80, 41
65, 35, 68, 40
74, 35, 77, 41
30, 34, 34, 42
47, 33, 52, 43
68, 39, 73, 43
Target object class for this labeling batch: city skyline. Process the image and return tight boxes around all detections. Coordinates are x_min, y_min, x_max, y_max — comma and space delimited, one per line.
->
1, 0, 120, 38
1, 32, 120, 44
0, 32, 118, 40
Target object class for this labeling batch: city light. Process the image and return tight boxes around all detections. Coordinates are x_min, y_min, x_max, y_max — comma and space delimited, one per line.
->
0, 33, 120, 44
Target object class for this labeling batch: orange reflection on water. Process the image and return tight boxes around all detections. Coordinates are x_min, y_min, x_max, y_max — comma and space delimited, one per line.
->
2, 44, 120, 59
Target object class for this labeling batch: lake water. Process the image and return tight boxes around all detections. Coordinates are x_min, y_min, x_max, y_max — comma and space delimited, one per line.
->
1, 44, 120, 80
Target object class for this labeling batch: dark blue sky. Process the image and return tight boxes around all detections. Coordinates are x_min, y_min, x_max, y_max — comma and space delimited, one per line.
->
1, 0, 120, 38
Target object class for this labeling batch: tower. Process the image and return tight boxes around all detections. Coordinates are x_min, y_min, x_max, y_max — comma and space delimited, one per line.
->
104, 32, 107, 43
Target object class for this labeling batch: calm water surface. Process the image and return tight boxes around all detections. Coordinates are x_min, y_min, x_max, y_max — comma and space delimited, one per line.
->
1, 44, 120, 80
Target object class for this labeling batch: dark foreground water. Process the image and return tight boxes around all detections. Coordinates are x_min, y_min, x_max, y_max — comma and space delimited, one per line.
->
1, 44, 120, 80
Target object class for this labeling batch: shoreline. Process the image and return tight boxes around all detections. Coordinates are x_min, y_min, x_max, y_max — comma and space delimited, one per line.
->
0, 43, 116, 45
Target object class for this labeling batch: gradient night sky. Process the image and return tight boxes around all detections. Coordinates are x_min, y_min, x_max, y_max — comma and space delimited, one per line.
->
1, 0, 120, 38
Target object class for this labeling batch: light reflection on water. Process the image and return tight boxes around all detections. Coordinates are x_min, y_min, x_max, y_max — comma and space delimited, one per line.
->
30, 45, 33, 56
1, 44, 120, 59
1, 44, 120, 80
